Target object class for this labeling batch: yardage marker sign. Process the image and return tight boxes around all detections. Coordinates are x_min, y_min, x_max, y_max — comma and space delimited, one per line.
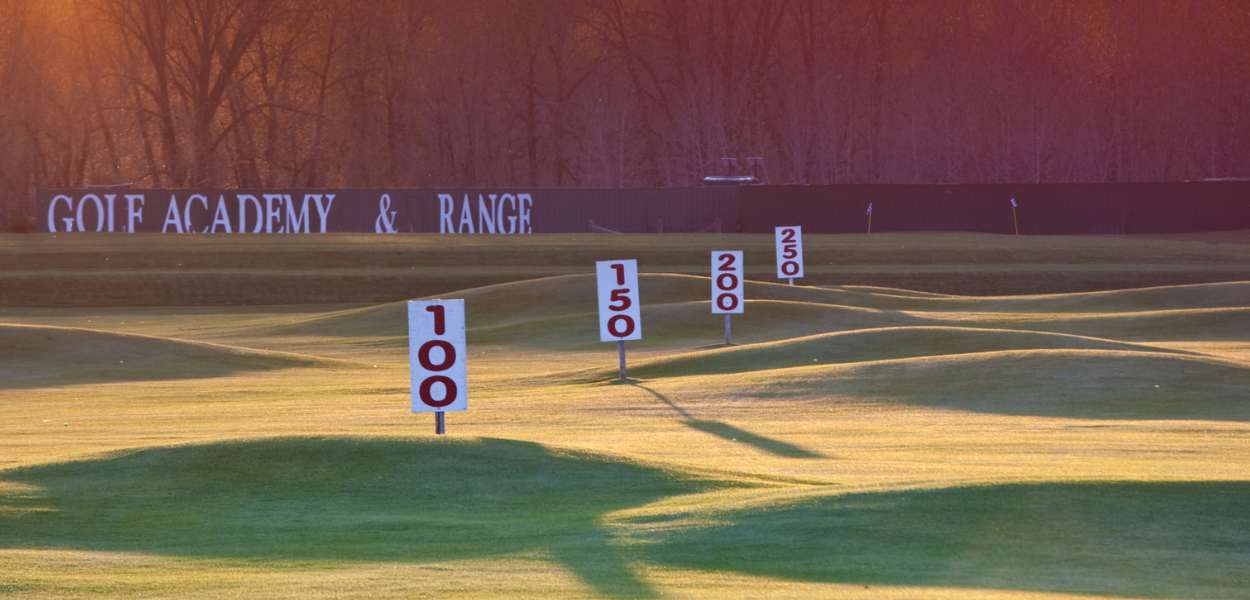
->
408, 299, 467, 413
775, 226, 804, 282
711, 251, 744, 314
596, 260, 642, 342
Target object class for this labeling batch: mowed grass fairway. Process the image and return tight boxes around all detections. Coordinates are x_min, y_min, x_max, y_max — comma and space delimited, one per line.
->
1, 232, 1249, 599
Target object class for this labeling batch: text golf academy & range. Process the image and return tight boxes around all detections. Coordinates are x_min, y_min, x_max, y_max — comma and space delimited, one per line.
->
37, 189, 534, 234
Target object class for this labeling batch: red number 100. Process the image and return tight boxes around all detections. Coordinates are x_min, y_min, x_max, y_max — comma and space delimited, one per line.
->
418, 304, 456, 408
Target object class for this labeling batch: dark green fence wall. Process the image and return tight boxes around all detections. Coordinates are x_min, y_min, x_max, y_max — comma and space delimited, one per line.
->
735, 182, 1250, 235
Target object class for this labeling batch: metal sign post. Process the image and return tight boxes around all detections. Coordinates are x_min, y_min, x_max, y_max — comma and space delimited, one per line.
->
618, 340, 627, 379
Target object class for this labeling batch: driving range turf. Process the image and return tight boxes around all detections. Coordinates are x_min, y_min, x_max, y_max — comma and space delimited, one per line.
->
1, 232, 1248, 599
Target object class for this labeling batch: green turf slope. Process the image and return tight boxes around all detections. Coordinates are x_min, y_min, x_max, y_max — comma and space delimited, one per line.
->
0, 323, 338, 388
728, 349, 1250, 420
2, 438, 1245, 598
63, 272, 1247, 421
273, 276, 1250, 343
616, 327, 1199, 379
630, 480, 1250, 599
8, 231, 1250, 305
0, 437, 725, 598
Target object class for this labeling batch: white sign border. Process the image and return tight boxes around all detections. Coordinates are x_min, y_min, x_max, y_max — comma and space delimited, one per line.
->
408, 299, 468, 413
595, 259, 642, 342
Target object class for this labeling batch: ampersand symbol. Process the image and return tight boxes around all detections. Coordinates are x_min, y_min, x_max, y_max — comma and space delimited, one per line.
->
375, 194, 399, 233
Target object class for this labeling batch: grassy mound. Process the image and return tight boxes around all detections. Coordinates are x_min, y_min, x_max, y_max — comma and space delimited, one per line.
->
750, 349, 1250, 420
0, 437, 721, 596
970, 281, 1250, 313
272, 273, 943, 347
266, 275, 1250, 348
1003, 307, 1250, 341
4, 437, 1243, 599
269, 273, 713, 339
617, 327, 1195, 380
0, 324, 334, 388
748, 280, 1250, 315
468, 299, 937, 349
7, 231, 1250, 305
632, 481, 1250, 599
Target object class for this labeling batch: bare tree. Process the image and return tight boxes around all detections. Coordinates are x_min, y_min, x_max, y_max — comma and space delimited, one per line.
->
95, 0, 293, 186
4, 0, 1250, 214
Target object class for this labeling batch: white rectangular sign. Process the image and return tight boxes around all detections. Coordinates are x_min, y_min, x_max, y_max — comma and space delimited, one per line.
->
596, 259, 642, 342
775, 226, 804, 280
409, 299, 468, 412
711, 251, 744, 314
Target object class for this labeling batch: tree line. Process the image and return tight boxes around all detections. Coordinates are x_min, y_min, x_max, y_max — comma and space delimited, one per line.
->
2, 0, 1248, 231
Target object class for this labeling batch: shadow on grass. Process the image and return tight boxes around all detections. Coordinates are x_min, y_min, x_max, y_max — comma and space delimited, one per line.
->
631, 481, 1250, 599
3, 439, 1247, 598
681, 420, 824, 459
0, 437, 720, 599
630, 383, 823, 459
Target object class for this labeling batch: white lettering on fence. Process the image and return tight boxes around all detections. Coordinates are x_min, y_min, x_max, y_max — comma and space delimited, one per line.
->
147, 193, 337, 234
438, 193, 532, 234
46, 190, 533, 234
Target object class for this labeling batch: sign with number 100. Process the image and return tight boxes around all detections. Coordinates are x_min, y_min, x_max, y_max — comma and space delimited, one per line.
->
775, 226, 804, 279
711, 251, 744, 314
408, 299, 467, 412
596, 259, 642, 342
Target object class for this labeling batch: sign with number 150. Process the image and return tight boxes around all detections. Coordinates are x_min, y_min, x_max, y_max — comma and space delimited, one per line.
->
596, 260, 642, 342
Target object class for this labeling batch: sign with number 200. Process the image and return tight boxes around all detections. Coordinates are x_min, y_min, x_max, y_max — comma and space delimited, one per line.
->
711, 251, 744, 314
596, 260, 642, 342
409, 299, 467, 412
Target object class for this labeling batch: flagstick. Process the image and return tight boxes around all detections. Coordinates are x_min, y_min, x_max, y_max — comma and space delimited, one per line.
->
867, 211, 872, 234
1012, 206, 1019, 235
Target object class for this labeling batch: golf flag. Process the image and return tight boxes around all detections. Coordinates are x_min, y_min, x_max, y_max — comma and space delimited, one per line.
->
867, 203, 873, 215
1011, 198, 1018, 207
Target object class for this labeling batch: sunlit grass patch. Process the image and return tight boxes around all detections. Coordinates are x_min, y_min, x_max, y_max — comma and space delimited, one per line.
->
0, 323, 346, 388
609, 327, 1196, 380
703, 349, 1250, 420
